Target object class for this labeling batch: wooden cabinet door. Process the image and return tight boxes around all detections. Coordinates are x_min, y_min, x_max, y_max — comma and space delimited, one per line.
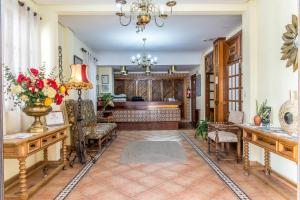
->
152, 80, 162, 101
115, 80, 125, 95
125, 80, 136, 101
137, 79, 148, 101
163, 80, 173, 100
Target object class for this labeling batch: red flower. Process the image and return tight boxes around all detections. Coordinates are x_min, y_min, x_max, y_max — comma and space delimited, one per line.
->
17, 74, 25, 83
28, 86, 36, 93
36, 79, 44, 89
30, 68, 39, 77
55, 94, 63, 105
47, 79, 59, 90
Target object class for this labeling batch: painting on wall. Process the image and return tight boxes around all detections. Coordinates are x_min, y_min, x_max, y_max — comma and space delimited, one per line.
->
196, 74, 201, 97
101, 75, 109, 84
101, 85, 110, 93
73, 55, 83, 64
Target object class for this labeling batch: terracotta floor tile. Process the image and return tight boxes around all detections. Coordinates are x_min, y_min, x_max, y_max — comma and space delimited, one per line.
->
121, 169, 147, 180
137, 174, 166, 188
92, 189, 130, 200
133, 188, 171, 200
155, 181, 186, 195
117, 180, 149, 197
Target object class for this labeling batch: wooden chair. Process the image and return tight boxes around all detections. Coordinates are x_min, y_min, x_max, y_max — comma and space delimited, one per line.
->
208, 111, 243, 161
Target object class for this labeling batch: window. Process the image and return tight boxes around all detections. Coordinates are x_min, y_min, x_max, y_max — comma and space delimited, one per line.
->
227, 62, 242, 112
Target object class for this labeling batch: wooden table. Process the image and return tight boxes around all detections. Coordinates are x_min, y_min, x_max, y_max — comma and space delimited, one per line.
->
239, 124, 298, 176
4, 125, 70, 200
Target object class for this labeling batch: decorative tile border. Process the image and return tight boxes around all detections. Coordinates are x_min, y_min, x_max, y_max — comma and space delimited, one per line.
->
181, 133, 250, 200
54, 142, 112, 200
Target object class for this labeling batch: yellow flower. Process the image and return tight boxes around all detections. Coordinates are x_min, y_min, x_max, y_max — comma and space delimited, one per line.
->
43, 87, 56, 98
44, 98, 53, 107
20, 95, 29, 102
11, 85, 22, 94
59, 86, 66, 94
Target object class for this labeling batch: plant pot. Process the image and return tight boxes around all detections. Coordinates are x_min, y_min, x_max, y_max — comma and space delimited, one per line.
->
23, 103, 52, 133
253, 115, 262, 126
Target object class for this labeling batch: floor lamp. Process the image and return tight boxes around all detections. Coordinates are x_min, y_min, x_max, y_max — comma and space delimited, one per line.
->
66, 64, 93, 165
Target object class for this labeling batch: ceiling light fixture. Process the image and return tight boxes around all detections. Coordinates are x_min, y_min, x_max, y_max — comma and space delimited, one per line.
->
115, 0, 177, 33
131, 38, 158, 75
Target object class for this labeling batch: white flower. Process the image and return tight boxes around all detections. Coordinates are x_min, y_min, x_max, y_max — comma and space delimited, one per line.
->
43, 87, 56, 98
11, 85, 22, 95
20, 95, 29, 101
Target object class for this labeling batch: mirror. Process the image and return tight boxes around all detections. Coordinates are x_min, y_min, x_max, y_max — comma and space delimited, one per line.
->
284, 112, 293, 125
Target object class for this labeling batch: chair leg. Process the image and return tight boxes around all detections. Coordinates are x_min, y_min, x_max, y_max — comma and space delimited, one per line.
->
216, 143, 220, 161
208, 138, 211, 154
98, 140, 102, 153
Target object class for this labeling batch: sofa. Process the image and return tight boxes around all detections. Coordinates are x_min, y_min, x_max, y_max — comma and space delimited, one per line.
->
64, 99, 117, 152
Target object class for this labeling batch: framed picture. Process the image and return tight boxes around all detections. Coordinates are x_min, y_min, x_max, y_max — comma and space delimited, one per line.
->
45, 111, 65, 126
101, 85, 110, 93
73, 55, 83, 64
101, 75, 109, 84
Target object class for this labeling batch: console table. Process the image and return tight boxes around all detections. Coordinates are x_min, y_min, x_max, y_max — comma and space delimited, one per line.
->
240, 124, 298, 176
4, 125, 70, 200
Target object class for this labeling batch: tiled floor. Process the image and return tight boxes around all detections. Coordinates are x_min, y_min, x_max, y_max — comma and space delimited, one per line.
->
31, 130, 296, 200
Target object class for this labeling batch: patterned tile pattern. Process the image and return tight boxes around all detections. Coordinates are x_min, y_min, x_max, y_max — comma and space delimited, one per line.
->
112, 109, 181, 122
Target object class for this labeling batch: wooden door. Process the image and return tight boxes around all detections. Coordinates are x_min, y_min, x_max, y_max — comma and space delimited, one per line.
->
152, 80, 163, 101
125, 80, 136, 101
191, 74, 197, 126
174, 79, 184, 118
137, 79, 148, 101
205, 52, 214, 122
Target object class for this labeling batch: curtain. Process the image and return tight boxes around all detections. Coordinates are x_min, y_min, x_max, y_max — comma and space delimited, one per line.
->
83, 51, 98, 111
3, 0, 41, 132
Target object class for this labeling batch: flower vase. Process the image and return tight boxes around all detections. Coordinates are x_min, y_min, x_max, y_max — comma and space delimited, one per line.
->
22, 103, 52, 133
253, 115, 262, 126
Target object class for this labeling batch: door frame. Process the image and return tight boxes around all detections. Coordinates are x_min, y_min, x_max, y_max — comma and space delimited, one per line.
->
191, 74, 197, 126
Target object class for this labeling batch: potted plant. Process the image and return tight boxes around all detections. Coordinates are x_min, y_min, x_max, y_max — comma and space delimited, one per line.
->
100, 93, 114, 117
254, 100, 271, 127
4, 66, 68, 133
196, 119, 208, 139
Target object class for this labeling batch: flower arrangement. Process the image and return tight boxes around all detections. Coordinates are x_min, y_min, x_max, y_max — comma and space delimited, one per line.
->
4, 66, 68, 107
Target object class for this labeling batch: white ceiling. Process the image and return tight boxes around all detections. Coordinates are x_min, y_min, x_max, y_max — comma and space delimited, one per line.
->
35, 0, 247, 5
59, 15, 241, 52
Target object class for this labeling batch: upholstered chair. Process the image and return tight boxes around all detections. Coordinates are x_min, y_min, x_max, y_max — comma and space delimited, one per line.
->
64, 99, 117, 152
207, 111, 243, 161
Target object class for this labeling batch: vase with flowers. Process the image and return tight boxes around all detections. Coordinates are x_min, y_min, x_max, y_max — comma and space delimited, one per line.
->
4, 66, 68, 133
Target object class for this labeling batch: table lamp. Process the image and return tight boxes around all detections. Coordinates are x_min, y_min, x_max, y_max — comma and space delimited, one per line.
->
66, 64, 93, 165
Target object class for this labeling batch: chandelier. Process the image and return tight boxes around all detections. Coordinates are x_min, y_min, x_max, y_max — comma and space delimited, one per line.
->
115, 0, 177, 33
131, 38, 158, 75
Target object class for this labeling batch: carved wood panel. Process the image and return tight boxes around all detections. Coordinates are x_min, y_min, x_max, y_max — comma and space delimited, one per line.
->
137, 80, 148, 101
174, 80, 184, 102
115, 80, 125, 95
163, 80, 173, 100
125, 80, 136, 101
152, 80, 162, 101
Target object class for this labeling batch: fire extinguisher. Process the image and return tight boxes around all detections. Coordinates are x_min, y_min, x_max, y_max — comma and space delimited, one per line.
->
186, 87, 191, 98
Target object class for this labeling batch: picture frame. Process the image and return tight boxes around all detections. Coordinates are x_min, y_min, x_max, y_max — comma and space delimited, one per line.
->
45, 111, 65, 126
101, 85, 110, 93
101, 75, 109, 84
73, 55, 83, 64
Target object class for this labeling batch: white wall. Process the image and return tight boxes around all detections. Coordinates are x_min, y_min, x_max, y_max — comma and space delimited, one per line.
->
245, 0, 298, 184
97, 67, 114, 95
97, 51, 202, 66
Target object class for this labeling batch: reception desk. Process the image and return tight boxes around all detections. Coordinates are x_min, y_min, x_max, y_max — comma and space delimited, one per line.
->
98, 101, 181, 130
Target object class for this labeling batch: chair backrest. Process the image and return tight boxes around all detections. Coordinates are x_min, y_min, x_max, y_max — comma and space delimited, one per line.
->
64, 99, 97, 127
228, 111, 244, 124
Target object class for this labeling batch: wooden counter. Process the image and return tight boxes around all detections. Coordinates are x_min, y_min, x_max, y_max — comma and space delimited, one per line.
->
98, 101, 182, 110
98, 101, 182, 130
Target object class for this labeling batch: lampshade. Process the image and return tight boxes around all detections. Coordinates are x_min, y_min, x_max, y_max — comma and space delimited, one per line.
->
120, 65, 127, 73
66, 64, 93, 90
145, 66, 151, 75
168, 68, 172, 75
171, 65, 177, 73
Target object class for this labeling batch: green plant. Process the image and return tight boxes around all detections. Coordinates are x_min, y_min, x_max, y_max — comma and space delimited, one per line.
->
256, 99, 267, 116
256, 100, 271, 126
100, 93, 114, 111
196, 120, 208, 139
